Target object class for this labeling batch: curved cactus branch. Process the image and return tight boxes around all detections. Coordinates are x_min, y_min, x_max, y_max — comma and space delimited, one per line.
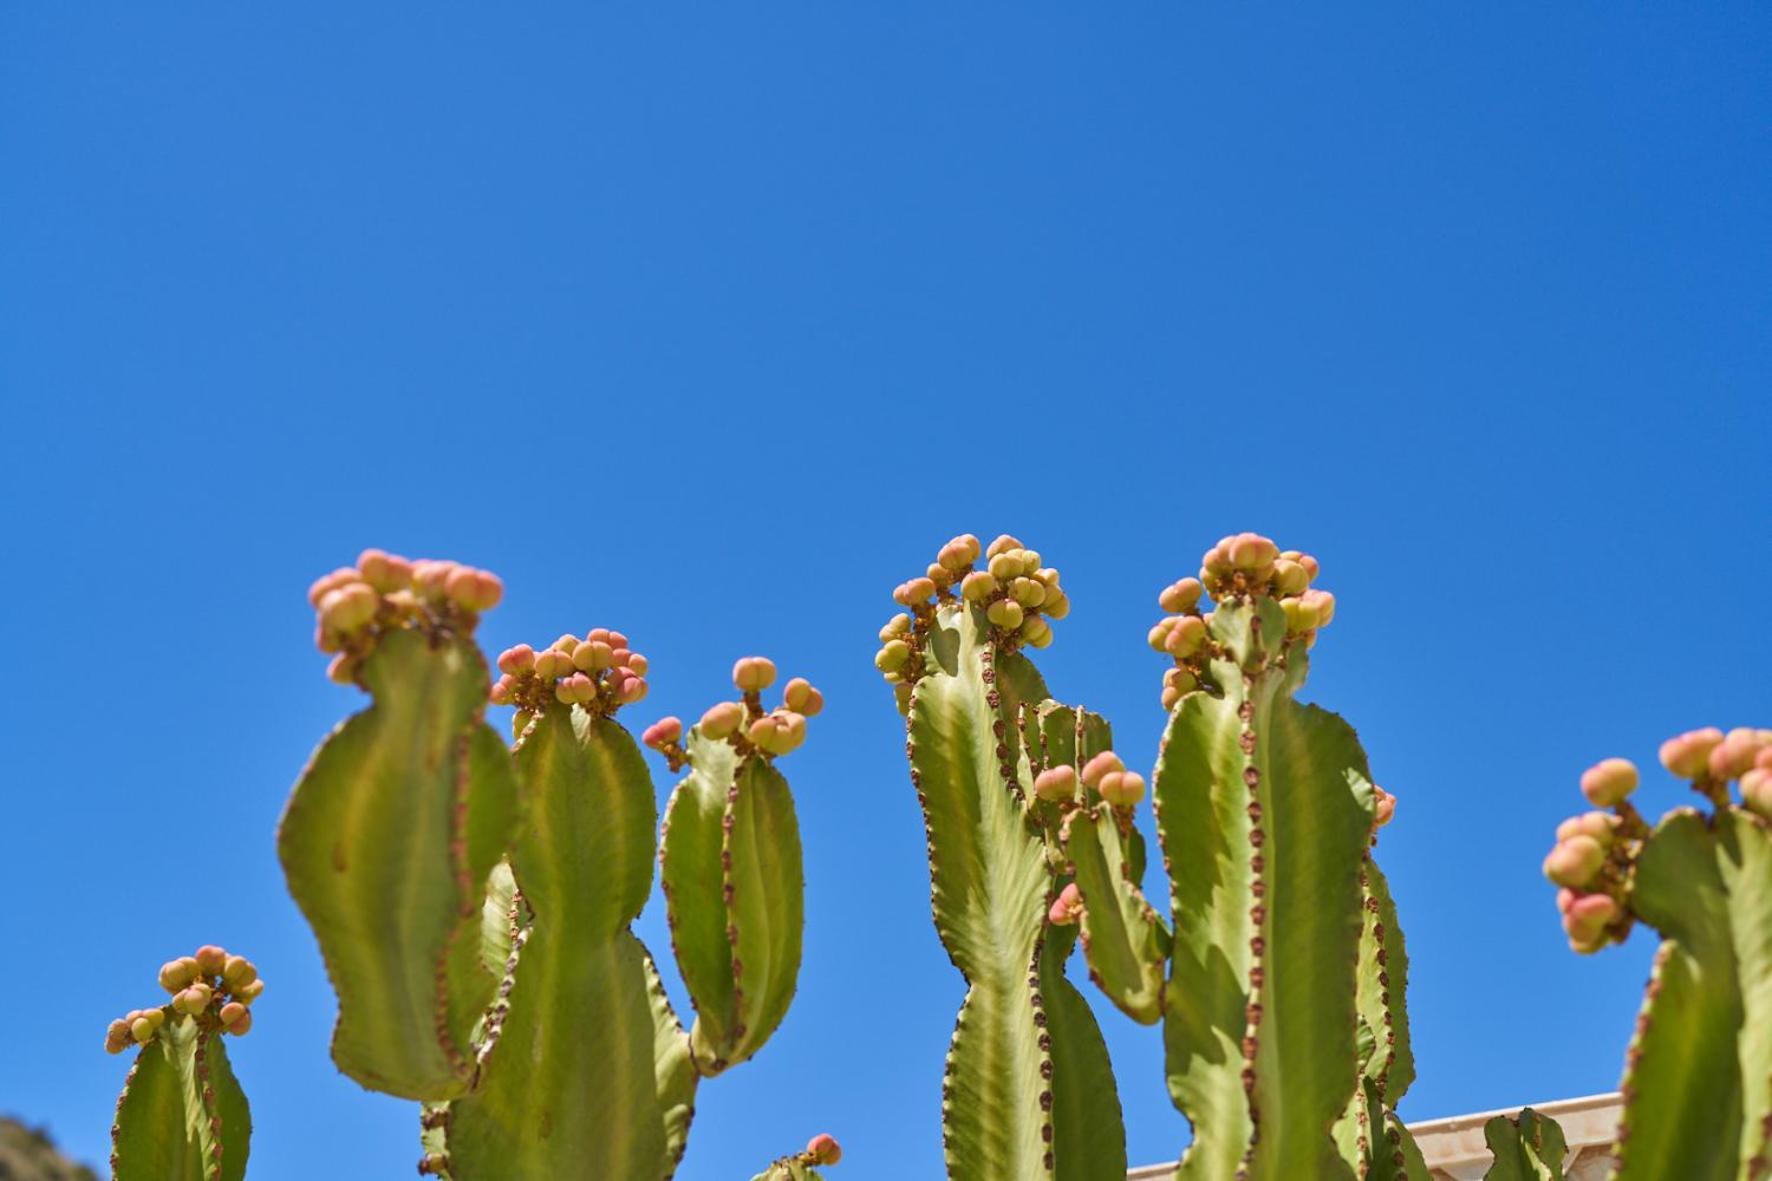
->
443, 704, 687, 1180
279, 627, 520, 1100
882, 532, 1127, 1181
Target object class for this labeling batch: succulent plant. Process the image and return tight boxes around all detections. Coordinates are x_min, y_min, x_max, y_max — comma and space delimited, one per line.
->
751, 1133, 842, 1180
1546, 725, 1772, 1180
103, 946, 263, 1181
881, 532, 1134, 1181
281, 553, 824, 1178
1481, 1107, 1567, 1181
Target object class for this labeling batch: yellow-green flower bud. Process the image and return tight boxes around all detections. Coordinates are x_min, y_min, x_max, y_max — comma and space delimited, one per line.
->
986, 599, 1024, 630
876, 640, 911, 673
988, 552, 1021, 582
223, 956, 257, 988
700, 701, 745, 740
880, 614, 912, 643
1009, 577, 1046, 608
986, 534, 1023, 559
960, 571, 997, 602
1021, 616, 1053, 648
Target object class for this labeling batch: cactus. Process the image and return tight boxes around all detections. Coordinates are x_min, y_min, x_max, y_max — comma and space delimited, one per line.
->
1545, 725, 1772, 1180
103, 946, 263, 1181
281, 554, 822, 1178
1105, 535, 1390, 1180
278, 552, 520, 1100
879, 533, 1135, 1181
1481, 1107, 1568, 1181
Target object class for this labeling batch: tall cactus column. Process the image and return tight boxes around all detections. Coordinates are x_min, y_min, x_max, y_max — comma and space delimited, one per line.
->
1144, 536, 1380, 1181
878, 533, 1128, 1181
1543, 725, 1772, 1181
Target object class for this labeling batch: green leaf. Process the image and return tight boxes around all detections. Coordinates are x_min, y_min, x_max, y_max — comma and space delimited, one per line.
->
444, 706, 684, 1181
1157, 602, 1370, 1181
277, 630, 520, 1100
110, 1019, 250, 1181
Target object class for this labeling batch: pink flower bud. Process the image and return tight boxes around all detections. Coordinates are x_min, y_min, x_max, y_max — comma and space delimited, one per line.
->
1228, 532, 1278, 572
732, 656, 778, 693
223, 1007, 252, 1036
1048, 883, 1084, 926
937, 540, 975, 572
1299, 589, 1336, 627
1543, 835, 1607, 889
643, 717, 683, 749
159, 959, 196, 993
326, 654, 358, 685
783, 678, 824, 716
411, 559, 457, 598
1580, 758, 1639, 807
1158, 578, 1203, 614
986, 534, 1023, 559
573, 641, 615, 672
1661, 728, 1725, 779
307, 567, 360, 607
1556, 810, 1619, 846
356, 549, 414, 592
319, 583, 379, 633
805, 1133, 843, 1166
1373, 787, 1396, 827
626, 653, 650, 675
489, 677, 513, 706
497, 645, 536, 675
1710, 729, 1765, 780
1080, 751, 1124, 789
195, 946, 227, 975
105, 1020, 131, 1054
700, 701, 745, 740
619, 676, 648, 704
1033, 765, 1078, 803
1100, 770, 1146, 808
533, 650, 568, 680
1163, 615, 1206, 657
1741, 768, 1772, 820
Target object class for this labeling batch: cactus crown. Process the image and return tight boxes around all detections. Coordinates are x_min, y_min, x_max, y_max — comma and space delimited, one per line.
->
309, 548, 504, 685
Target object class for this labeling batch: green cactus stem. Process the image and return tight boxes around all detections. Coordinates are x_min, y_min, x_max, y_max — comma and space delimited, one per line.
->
1544, 727, 1772, 1181
105, 947, 262, 1181
1148, 536, 1377, 1181
434, 640, 813, 1180
881, 532, 1128, 1181
1480, 1107, 1568, 1181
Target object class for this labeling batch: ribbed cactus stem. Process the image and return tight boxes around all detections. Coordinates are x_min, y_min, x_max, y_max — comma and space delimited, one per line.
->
1150, 536, 1377, 1181
1480, 1107, 1568, 1181
1545, 726, 1772, 1180
881, 533, 1127, 1181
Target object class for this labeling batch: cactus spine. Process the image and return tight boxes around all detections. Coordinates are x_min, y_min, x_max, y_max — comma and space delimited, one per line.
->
879, 533, 1131, 1181
1546, 725, 1772, 1180
104, 946, 263, 1181
280, 553, 824, 1178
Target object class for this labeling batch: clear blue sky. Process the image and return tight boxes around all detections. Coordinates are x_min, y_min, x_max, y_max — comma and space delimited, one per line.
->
3, 5, 1767, 1178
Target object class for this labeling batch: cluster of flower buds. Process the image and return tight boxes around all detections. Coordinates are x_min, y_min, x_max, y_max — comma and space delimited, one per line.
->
103, 945, 264, 1053
491, 629, 650, 728
309, 549, 504, 684
876, 533, 1072, 704
1048, 882, 1085, 927
1658, 726, 1772, 814
1031, 750, 1145, 811
643, 658, 822, 769
802, 1133, 843, 1166
1148, 533, 1330, 708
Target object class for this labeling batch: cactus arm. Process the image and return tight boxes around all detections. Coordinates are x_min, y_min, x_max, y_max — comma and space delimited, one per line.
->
1062, 806, 1169, 1024
908, 604, 1068, 1180
278, 629, 519, 1100
444, 705, 678, 1180
1155, 600, 1370, 1181
110, 1018, 250, 1181
660, 729, 806, 1075
1041, 923, 1130, 1181
1717, 808, 1772, 1174
643, 948, 699, 1178
1480, 1107, 1568, 1181
1611, 809, 1741, 1181
1356, 858, 1414, 1100
751, 1163, 826, 1181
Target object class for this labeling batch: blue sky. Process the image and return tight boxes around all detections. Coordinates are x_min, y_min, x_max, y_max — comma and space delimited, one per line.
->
2, 5, 1768, 1178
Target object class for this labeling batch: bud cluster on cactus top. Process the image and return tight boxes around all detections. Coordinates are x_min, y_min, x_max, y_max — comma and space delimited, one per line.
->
1545, 726, 1772, 954
491, 627, 651, 733
644, 656, 823, 769
1147, 532, 1331, 709
874, 532, 1071, 708
104, 945, 264, 1052
309, 549, 504, 685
